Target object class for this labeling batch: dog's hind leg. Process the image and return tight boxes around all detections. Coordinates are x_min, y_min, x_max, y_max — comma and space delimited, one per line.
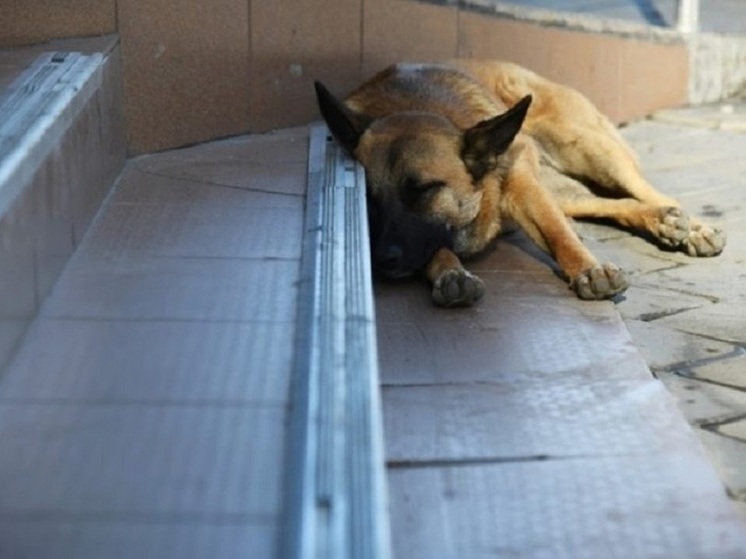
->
558, 197, 700, 251
541, 167, 722, 255
532, 113, 725, 256
466, 60, 723, 256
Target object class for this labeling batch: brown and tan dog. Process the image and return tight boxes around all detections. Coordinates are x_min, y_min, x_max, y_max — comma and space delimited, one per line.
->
314, 60, 725, 307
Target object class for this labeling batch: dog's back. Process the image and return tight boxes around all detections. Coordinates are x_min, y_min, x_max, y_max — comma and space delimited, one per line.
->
345, 63, 506, 130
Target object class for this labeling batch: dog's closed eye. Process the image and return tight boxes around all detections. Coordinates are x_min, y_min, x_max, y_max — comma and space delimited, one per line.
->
420, 180, 447, 190
405, 177, 446, 191
401, 177, 447, 208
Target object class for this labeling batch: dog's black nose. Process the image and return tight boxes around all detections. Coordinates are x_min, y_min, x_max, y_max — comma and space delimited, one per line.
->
380, 245, 404, 272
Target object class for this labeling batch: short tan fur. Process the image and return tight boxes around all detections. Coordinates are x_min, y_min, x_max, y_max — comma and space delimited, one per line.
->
315, 60, 725, 306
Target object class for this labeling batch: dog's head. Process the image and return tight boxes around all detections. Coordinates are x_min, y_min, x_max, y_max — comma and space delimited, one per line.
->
314, 81, 530, 279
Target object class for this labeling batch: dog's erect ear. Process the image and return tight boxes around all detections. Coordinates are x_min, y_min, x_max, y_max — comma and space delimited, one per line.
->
314, 81, 371, 153
462, 95, 532, 181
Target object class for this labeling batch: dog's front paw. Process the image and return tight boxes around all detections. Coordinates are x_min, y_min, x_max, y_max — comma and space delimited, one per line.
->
571, 263, 628, 300
683, 223, 726, 257
432, 269, 485, 307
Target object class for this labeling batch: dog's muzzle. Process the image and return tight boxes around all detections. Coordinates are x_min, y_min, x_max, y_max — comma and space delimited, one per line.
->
367, 196, 453, 280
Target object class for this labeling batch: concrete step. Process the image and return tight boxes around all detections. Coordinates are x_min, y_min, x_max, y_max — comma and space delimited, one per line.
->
0, 33, 391, 557
0, 118, 310, 555
0, 36, 126, 371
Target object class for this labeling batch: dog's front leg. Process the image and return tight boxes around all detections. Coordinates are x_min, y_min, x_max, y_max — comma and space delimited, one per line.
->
502, 152, 629, 300
425, 247, 485, 307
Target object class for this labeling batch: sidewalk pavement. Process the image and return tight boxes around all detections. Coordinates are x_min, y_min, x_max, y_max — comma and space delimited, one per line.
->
579, 101, 746, 518
500, 0, 746, 34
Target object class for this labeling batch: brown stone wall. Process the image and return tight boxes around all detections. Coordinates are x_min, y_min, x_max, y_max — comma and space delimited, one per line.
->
0, 0, 689, 154
116, 0, 251, 153
0, 0, 116, 47
457, 12, 688, 124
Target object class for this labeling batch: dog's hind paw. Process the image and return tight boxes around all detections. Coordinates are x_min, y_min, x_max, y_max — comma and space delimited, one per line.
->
432, 269, 485, 307
656, 206, 690, 248
655, 208, 726, 257
683, 223, 726, 257
571, 263, 628, 300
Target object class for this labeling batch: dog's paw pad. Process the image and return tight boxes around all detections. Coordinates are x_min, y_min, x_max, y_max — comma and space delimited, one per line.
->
571, 263, 628, 300
683, 223, 726, 257
432, 269, 485, 307
656, 206, 690, 247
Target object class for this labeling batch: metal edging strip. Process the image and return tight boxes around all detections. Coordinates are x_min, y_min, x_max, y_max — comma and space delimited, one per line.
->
283, 124, 392, 559
0, 51, 103, 217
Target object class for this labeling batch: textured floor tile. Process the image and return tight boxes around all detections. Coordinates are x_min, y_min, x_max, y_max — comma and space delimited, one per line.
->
110, 168, 302, 209
133, 128, 310, 165
0, 521, 276, 559
388, 454, 746, 559
0, 403, 285, 517
0, 319, 293, 404
0, 124, 305, 558
0, 212, 36, 319
131, 161, 308, 198
0, 319, 27, 372
81, 202, 303, 260
372, 228, 628, 322
132, 132, 309, 197
377, 299, 648, 385
383, 379, 698, 461
374, 271, 615, 323
41, 256, 299, 322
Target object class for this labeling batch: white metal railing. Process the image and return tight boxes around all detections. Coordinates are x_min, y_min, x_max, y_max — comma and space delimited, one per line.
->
676, 0, 699, 32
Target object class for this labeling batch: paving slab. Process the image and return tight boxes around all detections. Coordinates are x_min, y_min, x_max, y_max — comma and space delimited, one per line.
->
389, 453, 746, 559
691, 353, 746, 389
587, 100, 746, 522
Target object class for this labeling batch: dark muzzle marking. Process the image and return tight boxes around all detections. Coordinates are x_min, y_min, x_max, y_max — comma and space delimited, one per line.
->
367, 194, 453, 280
